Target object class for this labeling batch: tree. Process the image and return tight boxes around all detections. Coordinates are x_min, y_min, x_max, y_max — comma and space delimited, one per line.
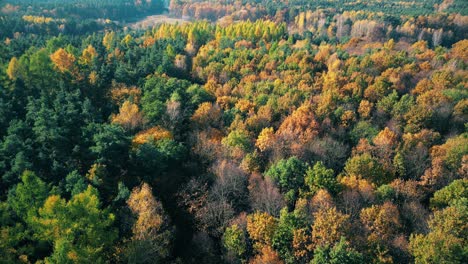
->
250, 246, 284, 264
50, 48, 76, 73
277, 103, 319, 145
222, 130, 252, 152
305, 162, 339, 195
90, 123, 129, 173
344, 153, 389, 186
35, 186, 117, 263
272, 209, 303, 263
8, 171, 49, 223
312, 207, 349, 248
80, 45, 98, 66
124, 183, 174, 263
431, 179, 467, 209
450, 40, 468, 62
266, 157, 307, 204
247, 212, 278, 250
311, 237, 364, 264
256, 127, 276, 152
65, 170, 87, 197
112, 101, 146, 131
409, 200, 467, 264
210, 160, 249, 213
6, 57, 21, 80
360, 202, 402, 253
223, 224, 247, 261
248, 174, 285, 217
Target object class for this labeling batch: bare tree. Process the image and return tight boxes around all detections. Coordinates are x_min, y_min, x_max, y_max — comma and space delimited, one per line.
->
248, 173, 285, 217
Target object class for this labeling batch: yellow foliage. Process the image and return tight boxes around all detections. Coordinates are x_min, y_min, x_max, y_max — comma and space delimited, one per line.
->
80, 45, 98, 66
311, 207, 349, 247
133, 127, 173, 146
293, 228, 313, 260
256, 127, 275, 152
50, 48, 76, 73
360, 202, 401, 244
247, 212, 278, 250
6, 57, 20, 80
373, 127, 398, 149
110, 82, 142, 105
112, 101, 145, 130
249, 246, 284, 264
103, 31, 116, 51
358, 100, 373, 118
277, 103, 319, 144
88, 71, 98, 85
191, 102, 222, 128
451, 39, 468, 62
22, 15, 62, 24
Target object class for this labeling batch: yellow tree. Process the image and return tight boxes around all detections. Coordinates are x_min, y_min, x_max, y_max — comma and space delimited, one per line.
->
277, 103, 319, 144
50, 48, 76, 73
256, 127, 275, 152
132, 126, 173, 147
360, 202, 402, 250
80, 45, 98, 66
6, 57, 21, 80
112, 101, 146, 131
247, 212, 278, 250
311, 207, 350, 248
125, 183, 173, 262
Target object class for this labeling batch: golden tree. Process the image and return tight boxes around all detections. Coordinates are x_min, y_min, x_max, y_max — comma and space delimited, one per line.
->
247, 212, 278, 250
50, 48, 76, 73
112, 101, 146, 131
311, 207, 350, 248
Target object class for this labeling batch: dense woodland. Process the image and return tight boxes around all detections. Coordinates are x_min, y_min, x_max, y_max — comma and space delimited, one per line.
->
0, 0, 467, 263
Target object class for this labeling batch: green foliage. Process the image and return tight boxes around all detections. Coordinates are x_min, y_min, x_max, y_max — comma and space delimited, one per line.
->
311, 237, 364, 264
431, 179, 468, 209
350, 121, 379, 144
65, 170, 87, 196
272, 208, 302, 263
409, 200, 468, 264
266, 157, 307, 197
376, 184, 396, 202
223, 224, 247, 259
8, 171, 49, 223
305, 162, 339, 195
344, 153, 389, 186
222, 130, 252, 152
35, 186, 117, 263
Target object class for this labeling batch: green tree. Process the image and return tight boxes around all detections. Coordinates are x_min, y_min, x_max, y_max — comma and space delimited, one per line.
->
35, 186, 117, 263
8, 171, 49, 223
305, 162, 339, 195
223, 224, 247, 261
344, 153, 389, 186
431, 179, 467, 209
272, 208, 303, 263
266, 157, 307, 204
409, 200, 467, 264
65, 170, 87, 197
311, 237, 364, 264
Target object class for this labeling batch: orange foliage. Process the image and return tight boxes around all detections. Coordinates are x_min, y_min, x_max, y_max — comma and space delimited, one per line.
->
50, 48, 76, 73
277, 103, 319, 144
247, 212, 278, 250
249, 246, 284, 264
133, 127, 173, 146
112, 101, 146, 131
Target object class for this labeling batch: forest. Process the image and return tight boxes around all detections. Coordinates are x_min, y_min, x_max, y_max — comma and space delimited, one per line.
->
0, 0, 467, 263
